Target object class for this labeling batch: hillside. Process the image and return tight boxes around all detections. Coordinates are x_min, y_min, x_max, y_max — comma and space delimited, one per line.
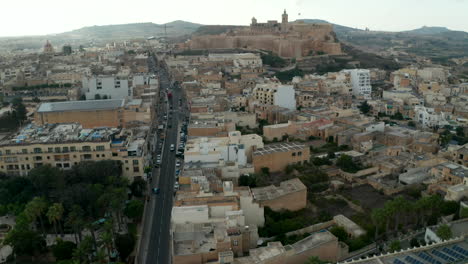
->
59, 21, 202, 40
295, 19, 363, 34
404, 26, 451, 35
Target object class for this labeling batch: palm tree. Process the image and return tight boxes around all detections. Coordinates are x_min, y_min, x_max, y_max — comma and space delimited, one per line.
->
100, 229, 113, 260
73, 235, 93, 264
24, 197, 47, 236
65, 205, 85, 243
371, 208, 385, 241
47, 203, 64, 237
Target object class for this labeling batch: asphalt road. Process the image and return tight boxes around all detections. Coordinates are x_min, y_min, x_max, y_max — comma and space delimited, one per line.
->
139, 60, 185, 264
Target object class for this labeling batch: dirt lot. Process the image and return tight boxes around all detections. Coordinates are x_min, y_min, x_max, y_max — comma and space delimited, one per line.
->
339, 184, 393, 210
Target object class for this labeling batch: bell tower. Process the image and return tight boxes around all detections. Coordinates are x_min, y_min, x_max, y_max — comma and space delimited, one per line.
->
281, 9, 288, 32
282, 9, 288, 24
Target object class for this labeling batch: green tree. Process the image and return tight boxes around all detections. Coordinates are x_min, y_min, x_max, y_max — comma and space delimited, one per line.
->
358, 101, 372, 114
11, 97, 27, 122
47, 203, 64, 237
4, 213, 46, 259
336, 154, 361, 173
129, 178, 146, 197
53, 239, 77, 261
124, 199, 144, 222
72, 235, 93, 263
24, 196, 48, 236
238, 175, 256, 187
389, 240, 401, 252
65, 205, 86, 243
410, 238, 420, 247
330, 226, 348, 242
436, 224, 452, 240
115, 233, 135, 262
261, 167, 270, 176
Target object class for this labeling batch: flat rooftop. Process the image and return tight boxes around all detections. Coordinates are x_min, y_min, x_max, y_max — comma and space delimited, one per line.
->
37, 99, 124, 113
0, 123, 120, 146
253, 142, 307, 156
251, 178, 306, 202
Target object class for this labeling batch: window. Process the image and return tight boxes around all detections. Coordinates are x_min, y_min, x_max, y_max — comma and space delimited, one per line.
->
126, 167, 129, 171
292, 152, 296, 157
96, 145, 105, 151
6, 150, 11, 155
82, 146, 91, 152
125, 160, 128, 163
133, 167, 139, 172
233, 240, 238, 246
34, 148, 42, 153
26, 164, 30, 170
133, 160, 139, 165
63, 163, 70, 168
83, 154, 92, 160
298, 151, 302, 156
34, 156, 42, 161
112, 153, 118, 157
22, 149, 27, 154
96, 154, 100, 158
48, 148, 53, 153
55, 147, 61, 153
102, 154, 105, 158
62, 147, 69, 153
70, 146, 76, 152
56, 164, 63, 168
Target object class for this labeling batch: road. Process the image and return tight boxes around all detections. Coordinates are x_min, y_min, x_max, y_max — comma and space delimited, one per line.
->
138, 56, 186, 264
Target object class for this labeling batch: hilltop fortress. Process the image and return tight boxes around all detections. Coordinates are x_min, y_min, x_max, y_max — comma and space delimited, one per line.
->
187, 10, 342, 58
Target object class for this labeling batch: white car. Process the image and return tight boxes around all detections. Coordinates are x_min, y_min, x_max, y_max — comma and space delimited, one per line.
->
170, 144, 175, 151
175, 161, 181, 167
174, 182, 180, 190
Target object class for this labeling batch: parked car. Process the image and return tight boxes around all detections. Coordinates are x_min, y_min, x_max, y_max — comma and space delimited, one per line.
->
152, 188, 160, 194
175, 161, 181, 167
170, 144, 175, 151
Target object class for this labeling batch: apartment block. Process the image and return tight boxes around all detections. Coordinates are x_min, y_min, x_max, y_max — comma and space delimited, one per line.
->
343, 69, 372, 99
252, 83, 296, 110
0, 123, 147, 179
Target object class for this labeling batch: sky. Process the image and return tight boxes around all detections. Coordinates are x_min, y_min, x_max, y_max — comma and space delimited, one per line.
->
1, 0, 467, 37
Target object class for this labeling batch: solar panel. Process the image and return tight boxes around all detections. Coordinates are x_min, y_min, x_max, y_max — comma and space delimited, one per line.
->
393, 259, 406, 264
432, 249, 456, 262
405, 255, 424, 264
453, 245, 468, 257
442, 247, 464, 260
417, 252, 441, 264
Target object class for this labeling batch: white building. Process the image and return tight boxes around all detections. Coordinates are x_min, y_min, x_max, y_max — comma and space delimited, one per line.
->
252, 83, 296, 110
414, 105, 449, 128
343, 69, 372, 99
184, 131, 264, 166
82, 76, 130, 100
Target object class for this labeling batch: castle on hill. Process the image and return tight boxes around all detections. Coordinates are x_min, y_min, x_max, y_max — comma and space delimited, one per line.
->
186, 10, 342, 58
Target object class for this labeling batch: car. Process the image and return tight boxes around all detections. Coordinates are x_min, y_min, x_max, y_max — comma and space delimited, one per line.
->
176, 169, 181, 176
175, 161, 181, 167
170, 144, 175, 151
163, 115, 167, 120
174, 182, 179, 190
152, 187, 160, 194
157, 154, 161, 159
156, 159, 161, 164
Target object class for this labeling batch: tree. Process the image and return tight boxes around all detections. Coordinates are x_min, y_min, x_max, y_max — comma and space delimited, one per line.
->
336, 154, 361, 173
47, 203, 64, 237
4, 213, 46, 259
304, 256, 327, 264
358, 101, 371, 114
124, 199, 144, 222
11, 97, 27, 122
32, 97, 41, 103
73, 235, 94, 263
389, 240, 401, 252
28, 165, 65, 199
65, 205, 85, 243
53, 240, 77, 261
330, 226, 348, 242
79, 94, 86, 101
115, 233, 135, 262
129, 178, 146, 197
238, 175, 257, 187
24, 197, 48, 236
410, 238, 420, 247
436, 224, 452, 240
261, 167, 270, 176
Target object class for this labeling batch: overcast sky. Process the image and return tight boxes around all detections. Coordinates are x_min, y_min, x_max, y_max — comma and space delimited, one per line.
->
2, 0, 467, 37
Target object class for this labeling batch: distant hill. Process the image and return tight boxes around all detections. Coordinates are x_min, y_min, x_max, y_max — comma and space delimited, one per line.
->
404, 26, 451, 35
295, 19, 363, 34
58, 20, 202, 40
